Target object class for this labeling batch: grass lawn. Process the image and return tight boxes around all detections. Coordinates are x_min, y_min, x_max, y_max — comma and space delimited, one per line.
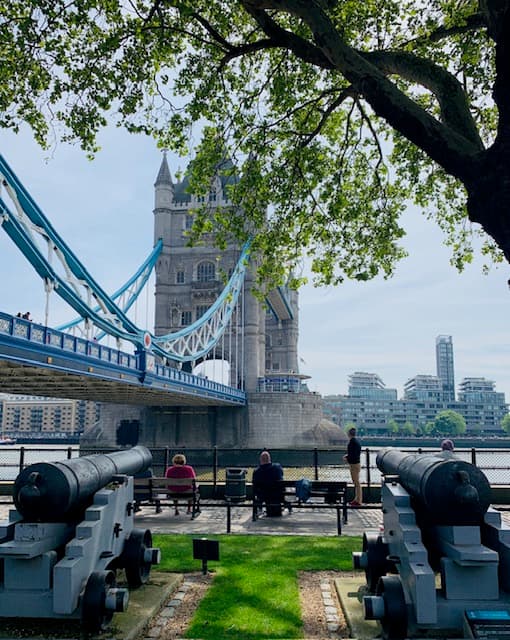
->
154, 534, 362, 639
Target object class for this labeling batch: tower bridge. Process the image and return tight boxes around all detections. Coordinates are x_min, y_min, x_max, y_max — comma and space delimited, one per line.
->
0, 153, 326, 449
0, 312, 245, 406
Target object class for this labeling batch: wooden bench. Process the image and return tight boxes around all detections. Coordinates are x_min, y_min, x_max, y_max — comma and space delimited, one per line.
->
252, 480, 348, 533
133, 476, 201, 519
133, 476, 348, 534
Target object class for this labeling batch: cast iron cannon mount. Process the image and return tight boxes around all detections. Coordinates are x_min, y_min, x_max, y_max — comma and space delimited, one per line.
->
353, 447, 510, 639
0, 445, 160, 632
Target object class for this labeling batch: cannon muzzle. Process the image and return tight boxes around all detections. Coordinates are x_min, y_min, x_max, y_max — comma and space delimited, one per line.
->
376, 447, 491, 525
14, 446, 152, 521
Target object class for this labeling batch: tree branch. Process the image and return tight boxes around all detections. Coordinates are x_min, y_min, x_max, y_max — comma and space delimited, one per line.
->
241, 0, 483, 183
356, 99, 385, 174
240, 3, 335, 69
191, 11, 236, 52
363, 50, 483, 148
219, 38, 280, 67
401, 12, 487, 47
491, 4, 510, 133
299, 86, 357, 147
480, 0, 510, 40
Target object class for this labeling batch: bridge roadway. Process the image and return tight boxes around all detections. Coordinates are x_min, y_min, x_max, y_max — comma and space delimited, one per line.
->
0, 312, 246, 406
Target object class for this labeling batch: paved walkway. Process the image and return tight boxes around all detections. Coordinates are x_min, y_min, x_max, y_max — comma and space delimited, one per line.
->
0, 498, 382, 536
134, 500, 383, 537
134, 500, 510, 537
2, 498, 508, 538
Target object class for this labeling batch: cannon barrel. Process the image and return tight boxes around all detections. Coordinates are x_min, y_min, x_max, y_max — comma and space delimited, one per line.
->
13, 445, 152, 521
376, 448, 491, 525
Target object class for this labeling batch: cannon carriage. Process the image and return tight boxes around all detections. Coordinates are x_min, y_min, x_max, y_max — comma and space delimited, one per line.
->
353, 448, 510, 639
0, 445, 160, 632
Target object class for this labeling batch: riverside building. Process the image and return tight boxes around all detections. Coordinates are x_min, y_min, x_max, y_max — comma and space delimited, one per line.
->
323, 336, 508, 434
0, 394, 99, 437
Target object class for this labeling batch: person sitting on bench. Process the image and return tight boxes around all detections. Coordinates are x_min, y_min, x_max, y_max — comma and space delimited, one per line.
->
252, 450, 284, 517
165, 454, 197, 516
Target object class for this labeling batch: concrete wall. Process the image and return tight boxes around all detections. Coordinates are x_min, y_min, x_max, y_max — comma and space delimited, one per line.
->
81, 403, 247, 449
82, 391, 325, 450
140, 405, 247, 448
80, 403, 145, 448
245, 391, 324, 448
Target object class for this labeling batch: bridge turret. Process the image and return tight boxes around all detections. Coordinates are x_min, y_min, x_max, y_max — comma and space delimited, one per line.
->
153, 151, 174, 246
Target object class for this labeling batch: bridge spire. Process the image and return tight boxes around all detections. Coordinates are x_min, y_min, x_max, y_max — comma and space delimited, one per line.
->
154, 149, 173, 186
154, 149, 174, 221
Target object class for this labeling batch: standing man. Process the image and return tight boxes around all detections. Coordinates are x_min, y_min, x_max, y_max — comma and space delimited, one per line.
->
344, 427, 362, 506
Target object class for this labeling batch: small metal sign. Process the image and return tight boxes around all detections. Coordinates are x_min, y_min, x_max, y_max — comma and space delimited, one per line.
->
192, 538, 220, 574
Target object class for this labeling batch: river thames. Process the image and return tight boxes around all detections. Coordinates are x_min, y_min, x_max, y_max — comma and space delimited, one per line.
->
0, 444, 79, 480
0, 444, 508, 485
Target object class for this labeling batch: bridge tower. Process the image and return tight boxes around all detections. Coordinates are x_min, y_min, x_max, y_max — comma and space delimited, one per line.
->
87, 155, 325, 450
152, 153, 299, 392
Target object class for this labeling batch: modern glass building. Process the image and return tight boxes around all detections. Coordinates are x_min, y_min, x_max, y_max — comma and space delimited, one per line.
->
323, 337, 508, 433
436, 335, 455, 401
404, 375, 443, 401
349, 372, 398, 399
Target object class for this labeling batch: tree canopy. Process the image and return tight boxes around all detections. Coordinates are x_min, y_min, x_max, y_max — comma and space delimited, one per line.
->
429, 409, 467, 435
2, 0, 510, 289
501, 413, 510, 433
386, 418, 399, 433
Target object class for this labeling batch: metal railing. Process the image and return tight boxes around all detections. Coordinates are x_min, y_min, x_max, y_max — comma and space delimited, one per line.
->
0, 445, 509, 488
0, 312, 246, 404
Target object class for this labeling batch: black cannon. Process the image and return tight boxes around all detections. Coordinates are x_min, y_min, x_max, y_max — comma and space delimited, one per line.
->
375, 447, 492, 525
0, 446, 160, 632
353, 448, 510, 639
14, 445, 152, 521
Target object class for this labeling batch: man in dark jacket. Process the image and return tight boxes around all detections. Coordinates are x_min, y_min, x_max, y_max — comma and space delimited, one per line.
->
252, 450, 284, 516
344, 427, 362, 506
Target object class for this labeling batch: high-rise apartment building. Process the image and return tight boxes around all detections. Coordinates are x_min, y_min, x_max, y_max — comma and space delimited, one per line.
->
323, 336, 508, 433
458, 377, 502, 399
348, 373, 397, 401
436, 335, 455, 401
404, 375, 443, 401
323, 372, 398, 429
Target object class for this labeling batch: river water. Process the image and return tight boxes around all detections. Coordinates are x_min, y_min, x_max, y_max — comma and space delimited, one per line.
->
363, 447, 510, 486
0, 444, 78, 481
0, 444, 508, 484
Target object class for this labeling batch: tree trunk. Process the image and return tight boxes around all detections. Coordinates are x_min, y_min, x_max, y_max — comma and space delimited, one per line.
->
466, 137, 510, 263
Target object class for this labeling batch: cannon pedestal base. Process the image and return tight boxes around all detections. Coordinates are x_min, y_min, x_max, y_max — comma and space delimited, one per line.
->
356, 476, 510, 639
0, 474, 159, 632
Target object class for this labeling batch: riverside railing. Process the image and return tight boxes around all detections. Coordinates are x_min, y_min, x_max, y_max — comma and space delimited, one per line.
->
0, 445, 509, 488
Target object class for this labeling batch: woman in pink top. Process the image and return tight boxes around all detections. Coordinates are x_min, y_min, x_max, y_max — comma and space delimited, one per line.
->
165, 453, 197, 515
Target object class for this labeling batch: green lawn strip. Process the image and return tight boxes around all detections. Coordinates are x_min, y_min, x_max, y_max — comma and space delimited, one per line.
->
153, 534, 362, 639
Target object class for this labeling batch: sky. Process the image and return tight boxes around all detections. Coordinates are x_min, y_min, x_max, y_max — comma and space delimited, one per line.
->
1, 125, 509, 401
